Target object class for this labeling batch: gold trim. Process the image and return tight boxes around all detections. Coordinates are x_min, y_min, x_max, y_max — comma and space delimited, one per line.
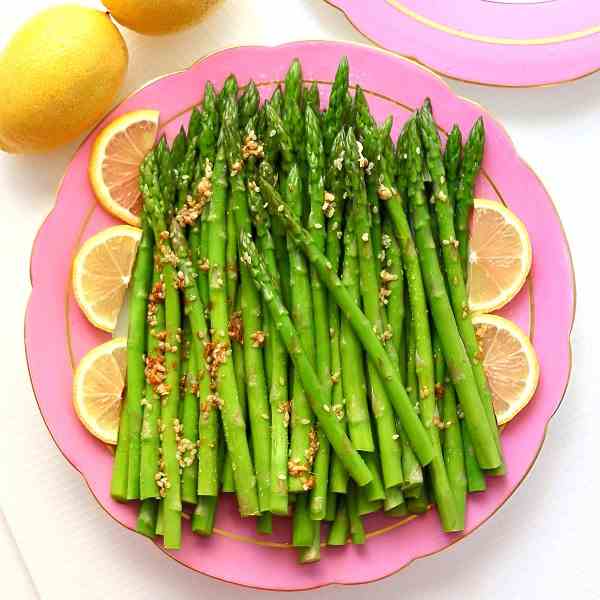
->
386, 0, 600, 45
25, 41, 575, 591
323, 1, 600, 88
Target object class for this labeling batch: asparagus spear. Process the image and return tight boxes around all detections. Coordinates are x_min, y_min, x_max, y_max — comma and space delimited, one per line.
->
258, 177, 433, 467
190, 82, 219, 308
141, 155, 183, 548
188, 106, 202, 141
205, 140, 260, 517
328, 496, 350, 546
136, 498, 158, 538
455, 118, 484, 273
305, 105, 332, 519
340, 202, 374, 452
346, 128, 403, 490
326, 129, 351, 493
239, 232, 372, 487
250, 158, 290, 516
304, 80, 320, 117
440, 361, 467, 529
292, 493, 313, 547
111, 216, 153, 501
322, 56, 349, 156
192, 495, 218, 536
282, 59, 305, 177
443, 124, 462, 209
403, 305, 425, 497
139, 266, 166, 500
463, 426, 487, 492
401, 117, 500, 471
347, 483, 366, 544
381, 218, 423, 494
238, 80, 260, 129
418, 105, 504, 474
263, 100, 292, 308
285, 164, 318, 493
224, 117, 271, 513
180, 329, 199, 504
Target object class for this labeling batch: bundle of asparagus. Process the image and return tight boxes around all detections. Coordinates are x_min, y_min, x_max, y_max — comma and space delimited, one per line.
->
111, 57, 502, 562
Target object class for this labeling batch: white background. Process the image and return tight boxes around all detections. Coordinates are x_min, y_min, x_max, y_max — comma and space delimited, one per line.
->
0, 0, 597, 598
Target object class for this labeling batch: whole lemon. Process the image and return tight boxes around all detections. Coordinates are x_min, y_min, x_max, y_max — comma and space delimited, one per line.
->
102, 0, 219, 35
0, 6, 128, 154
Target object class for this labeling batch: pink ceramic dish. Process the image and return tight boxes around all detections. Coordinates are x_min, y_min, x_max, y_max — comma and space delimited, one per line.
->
25, 41, 574, 590
326, 0, 600, 87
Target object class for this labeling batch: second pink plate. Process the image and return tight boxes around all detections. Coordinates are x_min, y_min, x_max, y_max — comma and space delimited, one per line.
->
25, 41, 574, 590
327, 0, 600, 87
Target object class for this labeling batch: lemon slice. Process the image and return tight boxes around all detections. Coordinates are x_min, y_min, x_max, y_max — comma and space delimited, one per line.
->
89, 109, 159, 226
473, 314, 539, 425
73, 225, 142, 332
73, 337, 127, 444
468, 199, 532, 313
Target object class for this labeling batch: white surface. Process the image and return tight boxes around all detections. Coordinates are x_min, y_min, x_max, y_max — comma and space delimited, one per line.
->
0, 0, 596, 598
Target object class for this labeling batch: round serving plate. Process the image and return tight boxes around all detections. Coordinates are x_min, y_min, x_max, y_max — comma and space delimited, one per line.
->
326, 0, 600, 87
25, 41, 574, 590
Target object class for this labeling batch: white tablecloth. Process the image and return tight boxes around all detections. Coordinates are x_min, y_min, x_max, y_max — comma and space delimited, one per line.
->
1, 0, 596, 598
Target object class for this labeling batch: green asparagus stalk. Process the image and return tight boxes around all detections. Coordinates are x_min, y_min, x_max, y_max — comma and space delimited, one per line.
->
328, 497, 350, 546
282, 59, 305, 176
347, 483, 366, 544
239, 232, 372, 487
141, 154, 183, 548
381, 219, 422, 494
304, 80, 320, 117
298, 523, 321, 564
340, 202, 374, 453
322, 56, 349, 156
324, 489, 337, 521
191, 82, 219, 308
258, 177, 433, 467
256, 511, 273, 535
239, 80, 260, 129
441, 371, 466, 528
362, 450, 385, 502
358, 491, 384, 517
305, 105, 332, 519
326, 129, 351, 493
180, 332, 199, 504
443, 124, 462, 209
403, 307, 424, 496
250, 159, 290, 516
111, 216, 153, 501
383, 485, 406, 512
139, 266, 165, 500
192, 495, 218, 536
285, 164, 318, 493
205, 140, 260, 517
292, 493, 313, 547
455, 118, 485, 273
136, 499, 158, 538
463, 425, 487, 492
263, 100, 292, 308
188, 106, 202, 141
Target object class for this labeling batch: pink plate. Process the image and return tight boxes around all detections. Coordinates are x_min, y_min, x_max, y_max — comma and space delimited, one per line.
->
326, 0, 600, 87
25, 41, 574, 590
